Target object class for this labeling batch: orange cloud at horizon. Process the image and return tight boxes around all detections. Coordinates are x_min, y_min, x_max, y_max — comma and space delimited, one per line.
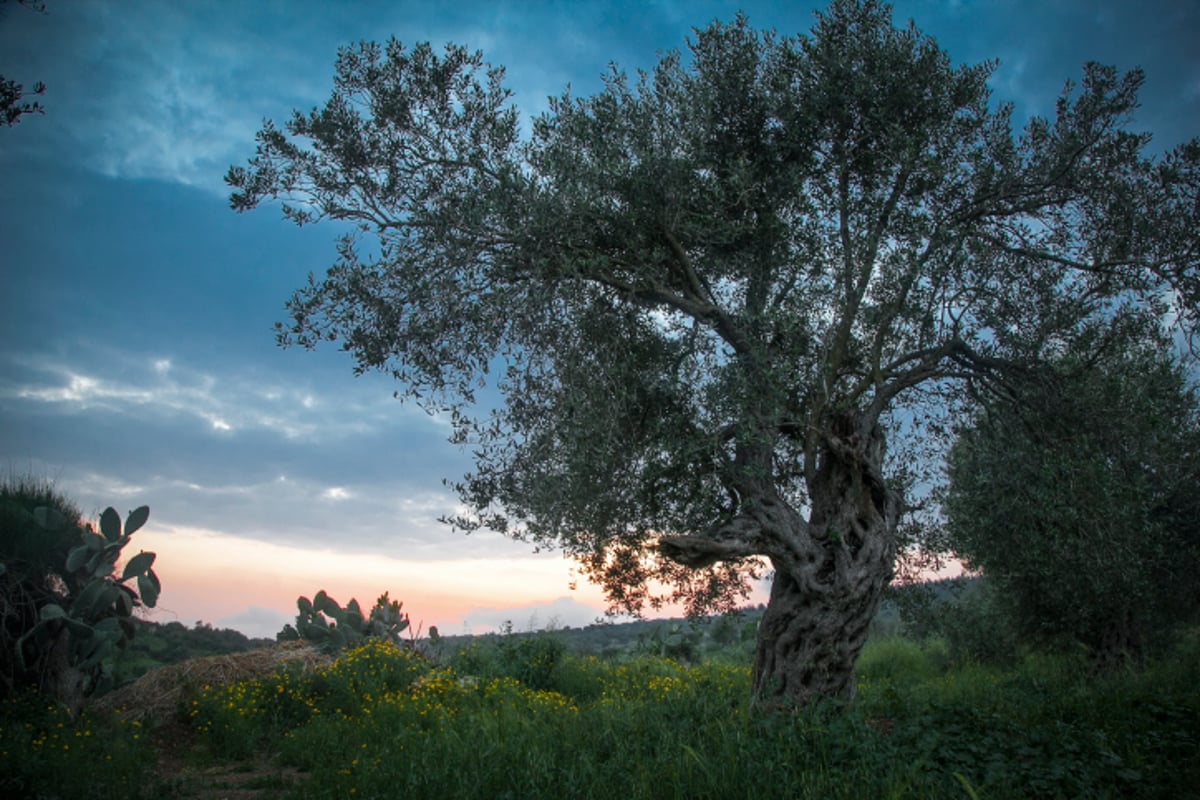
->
131, 524, 948, 640
133, 523, 617, 638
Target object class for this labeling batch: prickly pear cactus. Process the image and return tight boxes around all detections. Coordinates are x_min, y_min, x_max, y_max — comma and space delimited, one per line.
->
16, 504, 159, 707
278, 590, 411, 653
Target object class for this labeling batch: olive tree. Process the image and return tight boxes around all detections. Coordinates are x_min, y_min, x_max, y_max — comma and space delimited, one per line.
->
228, 0, 1199, 706
944, 330, 1200, 665
1, 0, 47, 127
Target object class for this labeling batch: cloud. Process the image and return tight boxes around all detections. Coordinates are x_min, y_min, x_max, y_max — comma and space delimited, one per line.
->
4, 0, 1194, 197
0, 346, 439, 443
0, 0, 733, 193
0, 2, 339, 193
9, 359, 234, 433
0, 342, 480, 553
1, 439, 477, 557
458, 596, 619, 634
215, 606, 293, 641
131, 523, 604, 637
887, 0, 1200, 150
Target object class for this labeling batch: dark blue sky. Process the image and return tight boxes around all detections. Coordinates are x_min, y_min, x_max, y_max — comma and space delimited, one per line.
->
1, 0, 1197, 635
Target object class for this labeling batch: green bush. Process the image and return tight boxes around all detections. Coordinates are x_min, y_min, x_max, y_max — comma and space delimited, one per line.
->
0, 477, 86, 698
937, 582, 1023, 667
857, 636, 946, 685
441, 627, 570, 691
496, 630, 568, 691
0, 476, 158, 708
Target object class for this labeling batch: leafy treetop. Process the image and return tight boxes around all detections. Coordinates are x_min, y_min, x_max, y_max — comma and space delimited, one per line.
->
228, 1, 1200, 618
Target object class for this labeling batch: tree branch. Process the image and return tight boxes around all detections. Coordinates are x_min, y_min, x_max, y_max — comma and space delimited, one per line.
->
657, 514, 767, 568
661, 224, 715, 306
586, 264, 756, 356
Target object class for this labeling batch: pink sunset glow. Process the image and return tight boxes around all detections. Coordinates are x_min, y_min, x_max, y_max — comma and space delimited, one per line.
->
132, 523, 731, 639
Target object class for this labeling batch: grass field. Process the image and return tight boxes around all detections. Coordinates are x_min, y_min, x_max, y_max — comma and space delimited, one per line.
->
3, 631, 1198, 799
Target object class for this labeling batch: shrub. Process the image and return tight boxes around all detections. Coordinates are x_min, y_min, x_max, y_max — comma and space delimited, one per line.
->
857, 636, 945, 685
937, 582, 1023, 667
0, 476, 157, 709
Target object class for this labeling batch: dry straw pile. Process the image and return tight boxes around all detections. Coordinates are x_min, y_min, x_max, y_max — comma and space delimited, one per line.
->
89, 640, 331, 723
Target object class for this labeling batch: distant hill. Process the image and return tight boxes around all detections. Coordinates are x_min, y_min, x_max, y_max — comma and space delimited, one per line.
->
112, 575, 981, 687
425, 576, 985, 663
112, 619, 274, 687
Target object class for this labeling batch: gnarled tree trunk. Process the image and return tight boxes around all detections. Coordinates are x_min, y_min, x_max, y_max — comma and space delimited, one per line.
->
752, 417, 900, 706
661, 413, 900, 709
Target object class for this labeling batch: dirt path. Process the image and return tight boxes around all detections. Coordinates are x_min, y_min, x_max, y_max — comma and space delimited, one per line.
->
91, 643, 329, 798
147, 717, 308, 799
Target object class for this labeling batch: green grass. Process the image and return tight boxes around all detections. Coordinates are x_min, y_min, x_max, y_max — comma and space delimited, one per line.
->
193, 635, 1199, 799
3, 633, 1197, 799
0, 688, 154, 799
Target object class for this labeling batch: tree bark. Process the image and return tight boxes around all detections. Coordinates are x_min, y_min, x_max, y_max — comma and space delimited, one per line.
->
659, 413, 901, 709
751, 550, 891, 706
42, 626, 85, 715
751, 414, 900, 708
1090, 608, 1145, 672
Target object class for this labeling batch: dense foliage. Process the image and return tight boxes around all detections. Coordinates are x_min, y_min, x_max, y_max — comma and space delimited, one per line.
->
0, 477, 159, 709
228, 0, 1200, 705
4, 627, 1198, 799
0, 477, 87, 698
945, 334, 1200, 663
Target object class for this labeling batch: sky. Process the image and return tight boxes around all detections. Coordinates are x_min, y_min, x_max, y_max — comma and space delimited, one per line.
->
1, 0, 1197, 639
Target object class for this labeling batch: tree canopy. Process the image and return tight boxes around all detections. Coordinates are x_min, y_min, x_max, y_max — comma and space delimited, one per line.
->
229, 0, 1199, 705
